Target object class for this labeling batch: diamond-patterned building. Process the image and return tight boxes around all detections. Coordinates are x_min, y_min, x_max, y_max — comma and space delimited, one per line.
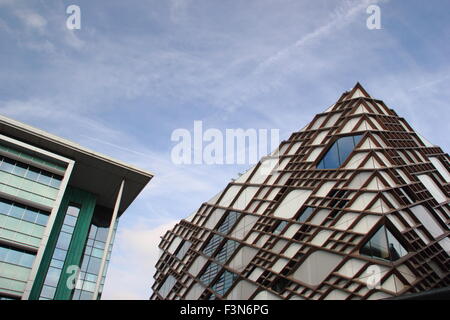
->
151, 83, 450, 300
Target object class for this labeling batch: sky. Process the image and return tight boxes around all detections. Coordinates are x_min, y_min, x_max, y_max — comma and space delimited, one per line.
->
0, 0, 449, 299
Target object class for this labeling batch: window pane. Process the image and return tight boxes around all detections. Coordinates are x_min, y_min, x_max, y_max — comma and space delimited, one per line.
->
56, 232, 72, 250
40, 285, 56, 299
336, 136, 355, 164
5, 248, 22, 265
360, 226, 407, 261
19, 252, 35, 268
25, 169, 40, 181
12, 162, 27, 177
95, 227, 109, 242
64, 214, 77, 227
386, 230, 408, 260
0, 200, 12, 215
0, 158, 15, 173
66, 205, 80, 217
44, 267, 62, 287
36, 213, 49, 226
297, 207, 315, 223
23, 208, 38, 223
9, 204, 25, 219
37, 172, 52, 185
87, 257, 102, 275
322, 142, 340, 169
49, 177, 61, 188
317, 135, 362, 169
53, 248, 67, 261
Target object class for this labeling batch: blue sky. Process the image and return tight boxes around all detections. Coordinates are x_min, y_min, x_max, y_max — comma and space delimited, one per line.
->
0, 0, 449, 299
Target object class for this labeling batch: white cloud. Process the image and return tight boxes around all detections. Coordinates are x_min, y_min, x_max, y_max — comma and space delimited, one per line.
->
102, 219, 178, 299
14, 9, 47, 32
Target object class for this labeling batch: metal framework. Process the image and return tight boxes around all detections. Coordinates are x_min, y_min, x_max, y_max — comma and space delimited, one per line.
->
151, 83, 450, 300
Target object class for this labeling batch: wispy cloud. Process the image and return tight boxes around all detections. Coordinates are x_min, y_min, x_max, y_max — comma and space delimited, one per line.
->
1, 0, 449, 299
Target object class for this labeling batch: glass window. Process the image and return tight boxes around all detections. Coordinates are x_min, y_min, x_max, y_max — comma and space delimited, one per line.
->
5, 249, 22, 265
0, 245, 35, 268
64, 214, 78, 227
95, 227, 109, 242
87, 257, 102, 275
175, 241, 192, 260
53, 248, 67, 261
0, 158, 15, 173
217, 211, 240, 235
35, 213, 49, 226
44, 267, 62, 287
0, 247, 7, 261
40, 285, 56, 299
273, 221, 288, 234
25, 169, 40, 181
37, 172, 52, 185
9, 204, 25, 219
56, 232, 72, 250
49, 177, 61, 189
12, 162, 28, 177
200, 262, 221, 286
215, 240, 238, 264
50, 259, 64, 269
211, 270, 238, 296
317, 135, 362, 169
66, 205, 80, 217
0, 199, 11, 214
203, 234, 224, 256
19, 252, 35, 268
23, 208, 38, 223
360, 226, 408, 261
297, 207, 315, 223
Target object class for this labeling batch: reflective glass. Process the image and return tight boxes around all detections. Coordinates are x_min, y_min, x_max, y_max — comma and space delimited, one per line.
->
317, 135, 362, 169
56, 232, 72, 250
360, 226, 408, 261
297, 207, 315, 223
67, 205, 80, 217
203, 234, 224, 256
217, 211, 240, 234
5, 249, 21, 265
321, 142, 340, 169
87, 257, 101, 274
23, 209, 38, 223
12, 163, 27, 177
19, 252, 35, 268
9, 205, 24, 219
95, 228, 109, 242
44, 267, 61, 287
40, 285, 56, 299
0, 158, 15, 172
35, 213, 48, 226
274, 221, 288, 234
64, 214, 77, 227
37, 172, 52, 185
0, 200, 11, 214
25, 169, 40, 181
337, 136, 355, 163
53, 248, 67, 261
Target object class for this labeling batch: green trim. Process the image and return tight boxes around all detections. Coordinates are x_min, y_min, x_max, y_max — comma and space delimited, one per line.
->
28, 187, 96, 300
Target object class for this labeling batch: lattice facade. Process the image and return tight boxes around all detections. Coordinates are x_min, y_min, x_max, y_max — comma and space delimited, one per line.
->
151, 83, 450, 300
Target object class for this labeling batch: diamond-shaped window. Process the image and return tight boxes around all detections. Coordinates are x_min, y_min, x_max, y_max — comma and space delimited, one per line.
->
317, 135, 362, 169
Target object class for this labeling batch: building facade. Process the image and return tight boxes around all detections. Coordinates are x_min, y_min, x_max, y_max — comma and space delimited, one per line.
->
0, 116, 152, 300
151, 83, 449, 300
